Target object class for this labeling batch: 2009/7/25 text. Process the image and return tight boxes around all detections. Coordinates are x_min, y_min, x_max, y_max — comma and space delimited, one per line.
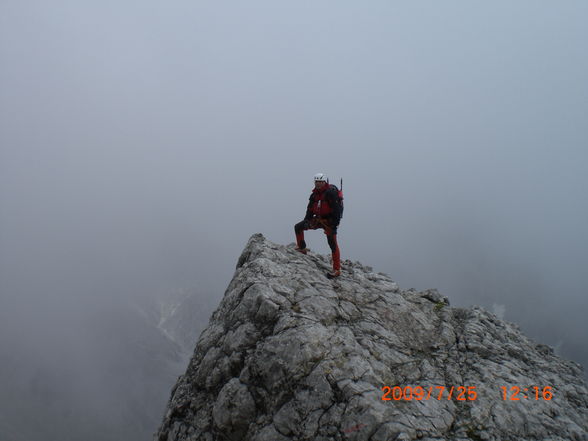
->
381, 386, 477, 401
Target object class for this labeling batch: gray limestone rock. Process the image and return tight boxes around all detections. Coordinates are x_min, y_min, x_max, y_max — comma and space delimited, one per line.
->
155, 233, 588, 441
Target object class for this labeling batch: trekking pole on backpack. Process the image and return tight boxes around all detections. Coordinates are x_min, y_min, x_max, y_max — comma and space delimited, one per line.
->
339, 178, 344, 220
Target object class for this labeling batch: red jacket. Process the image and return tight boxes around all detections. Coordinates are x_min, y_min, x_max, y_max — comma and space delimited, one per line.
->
304, 185, 340, 220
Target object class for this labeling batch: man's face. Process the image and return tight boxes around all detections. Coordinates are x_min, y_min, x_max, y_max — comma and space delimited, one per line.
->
314, 180, 327, 189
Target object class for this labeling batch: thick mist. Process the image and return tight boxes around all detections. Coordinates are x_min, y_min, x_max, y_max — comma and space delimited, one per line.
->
1, 1, 587, 440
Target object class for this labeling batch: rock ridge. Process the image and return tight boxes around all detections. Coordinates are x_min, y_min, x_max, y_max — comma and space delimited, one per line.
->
156, 233, 588, 441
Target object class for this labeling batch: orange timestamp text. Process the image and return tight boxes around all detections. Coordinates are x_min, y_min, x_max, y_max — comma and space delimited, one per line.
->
381, 385, 478, 401
500, 386, 553, 400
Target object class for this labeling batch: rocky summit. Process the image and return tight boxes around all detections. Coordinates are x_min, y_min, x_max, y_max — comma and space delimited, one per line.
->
156, 234, 588, 441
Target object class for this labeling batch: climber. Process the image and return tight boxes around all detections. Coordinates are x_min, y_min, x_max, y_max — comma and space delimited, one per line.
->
294, 173, 343, 279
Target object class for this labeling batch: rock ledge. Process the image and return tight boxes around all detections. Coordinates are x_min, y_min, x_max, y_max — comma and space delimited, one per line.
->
156, 233, 588, 441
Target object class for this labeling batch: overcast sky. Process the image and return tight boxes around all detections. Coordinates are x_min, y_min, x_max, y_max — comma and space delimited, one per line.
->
1, 0, 587, 429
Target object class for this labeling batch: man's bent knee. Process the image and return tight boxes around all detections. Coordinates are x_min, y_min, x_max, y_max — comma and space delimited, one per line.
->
294, 221, 303, 233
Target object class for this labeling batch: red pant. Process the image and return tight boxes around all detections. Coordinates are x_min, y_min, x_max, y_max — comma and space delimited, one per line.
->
294, 218, 340, 271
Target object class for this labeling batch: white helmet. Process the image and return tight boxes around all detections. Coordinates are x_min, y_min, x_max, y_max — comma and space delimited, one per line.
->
314, 173, 328, 182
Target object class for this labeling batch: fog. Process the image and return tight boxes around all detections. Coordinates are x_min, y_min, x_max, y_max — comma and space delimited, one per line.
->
1, 1, 587, 439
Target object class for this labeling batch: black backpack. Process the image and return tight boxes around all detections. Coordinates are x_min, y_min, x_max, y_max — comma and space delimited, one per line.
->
327, 180, 344, 221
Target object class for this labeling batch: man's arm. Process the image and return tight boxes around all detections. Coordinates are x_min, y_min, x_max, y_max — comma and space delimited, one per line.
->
304, 194, 314, 221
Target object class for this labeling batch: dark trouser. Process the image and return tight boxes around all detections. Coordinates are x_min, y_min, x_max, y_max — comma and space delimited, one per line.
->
294, 218, 341, 272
